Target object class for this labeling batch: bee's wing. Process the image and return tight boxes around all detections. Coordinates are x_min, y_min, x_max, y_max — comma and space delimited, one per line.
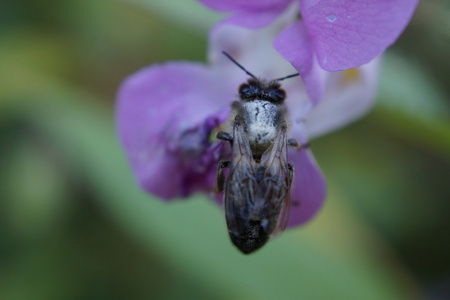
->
225, 119, 256, 212
260, 126, 292, 235
225, 120, 292, 252
273, 192, 291, 235
224, 120, 258, 234
229, 120, 254, 171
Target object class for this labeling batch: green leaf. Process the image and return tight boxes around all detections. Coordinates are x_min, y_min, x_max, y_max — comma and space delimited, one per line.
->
376, 53, 450, 160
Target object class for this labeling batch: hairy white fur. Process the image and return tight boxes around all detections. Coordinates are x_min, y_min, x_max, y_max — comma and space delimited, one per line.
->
243, 100, 278, 145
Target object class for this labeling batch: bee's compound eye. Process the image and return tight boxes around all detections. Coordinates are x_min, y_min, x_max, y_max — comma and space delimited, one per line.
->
239, 84, 251, 95
239, 83, 261, 99
269, 88, 286, 102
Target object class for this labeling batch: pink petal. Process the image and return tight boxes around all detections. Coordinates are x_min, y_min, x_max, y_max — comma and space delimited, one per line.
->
220, 6, 289, 29
287, 149, 327, 227
306, 58, 380, 138
208, 18, 299, 81
301, 0, 419, 71
274, 21, 325, 105
116, 62, 232, 199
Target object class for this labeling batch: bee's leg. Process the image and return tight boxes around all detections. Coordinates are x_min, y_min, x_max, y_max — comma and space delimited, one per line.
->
216, 161, 231, 193
216, 131, 233, 145
287, 138, 299, 148
288, 163, 294, 184
287, 138, 310, 151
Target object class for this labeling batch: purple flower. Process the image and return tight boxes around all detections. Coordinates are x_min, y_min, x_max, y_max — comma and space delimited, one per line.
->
116, 20, 379, 227
198, 0, 418, 103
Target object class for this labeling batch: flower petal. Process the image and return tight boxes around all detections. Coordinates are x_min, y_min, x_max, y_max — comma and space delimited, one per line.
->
116, 62, 232, 199
208, 18, 299, 82
198, 0, 292, 12
220, 6, 289, 29
301, 0, 419, 71
284, 121, 326, 227
274, 21, 325, 105
199, 0, 293, 29
287, 149, 327, 227
306, 58, 381, 138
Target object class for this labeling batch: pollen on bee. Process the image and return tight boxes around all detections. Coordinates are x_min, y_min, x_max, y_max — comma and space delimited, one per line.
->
209, 124, 226, 144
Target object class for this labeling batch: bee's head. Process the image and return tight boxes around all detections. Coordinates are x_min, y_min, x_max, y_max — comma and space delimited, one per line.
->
238, 78, 286, 104
221, 51, 296, 105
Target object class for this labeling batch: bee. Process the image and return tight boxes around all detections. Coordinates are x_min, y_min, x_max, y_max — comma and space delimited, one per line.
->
216, 52, 307, 254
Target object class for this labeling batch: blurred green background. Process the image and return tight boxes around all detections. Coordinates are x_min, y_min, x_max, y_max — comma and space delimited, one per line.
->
1, 0, 449, 299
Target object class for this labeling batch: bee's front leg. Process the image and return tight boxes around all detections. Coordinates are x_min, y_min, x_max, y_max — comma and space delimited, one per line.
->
216, 131, 233, 145
216, 161, 231, 193
287, 138, 310, 151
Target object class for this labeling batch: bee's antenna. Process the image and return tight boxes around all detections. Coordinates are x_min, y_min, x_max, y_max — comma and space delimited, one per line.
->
222, 51, 256, 79
275, 73, 300, 81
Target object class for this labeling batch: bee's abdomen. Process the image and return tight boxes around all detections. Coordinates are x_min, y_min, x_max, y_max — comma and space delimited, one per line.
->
228, 220, 269, 254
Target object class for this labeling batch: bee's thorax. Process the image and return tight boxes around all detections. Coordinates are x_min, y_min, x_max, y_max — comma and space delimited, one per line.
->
240, 100, 284, 156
